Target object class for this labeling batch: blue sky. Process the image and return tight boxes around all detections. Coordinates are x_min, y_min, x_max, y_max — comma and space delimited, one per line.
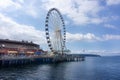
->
0, 0, 120, 55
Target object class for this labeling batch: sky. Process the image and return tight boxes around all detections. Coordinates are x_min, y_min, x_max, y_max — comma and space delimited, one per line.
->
0, 0, 120, 56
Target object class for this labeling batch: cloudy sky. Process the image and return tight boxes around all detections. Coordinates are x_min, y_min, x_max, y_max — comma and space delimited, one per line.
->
0, 0, 120, 55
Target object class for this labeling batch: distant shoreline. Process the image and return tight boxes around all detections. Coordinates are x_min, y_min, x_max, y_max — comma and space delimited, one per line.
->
69, 54, 101, 57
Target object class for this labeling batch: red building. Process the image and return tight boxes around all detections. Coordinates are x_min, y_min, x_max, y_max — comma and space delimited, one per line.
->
0, 39, 43, 55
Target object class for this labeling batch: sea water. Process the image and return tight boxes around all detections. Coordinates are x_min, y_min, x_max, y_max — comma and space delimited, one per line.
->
0, 56, 120, 80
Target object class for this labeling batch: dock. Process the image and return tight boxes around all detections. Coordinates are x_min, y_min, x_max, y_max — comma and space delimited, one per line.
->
0, 54, 85, 67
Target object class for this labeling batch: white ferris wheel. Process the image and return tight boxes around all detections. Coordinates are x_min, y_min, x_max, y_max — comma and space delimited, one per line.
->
45, 8, 66, 54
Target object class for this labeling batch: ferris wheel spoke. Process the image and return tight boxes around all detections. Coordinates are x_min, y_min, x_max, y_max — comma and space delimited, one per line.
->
52, 11, 61, 30
49, 14, 57, 30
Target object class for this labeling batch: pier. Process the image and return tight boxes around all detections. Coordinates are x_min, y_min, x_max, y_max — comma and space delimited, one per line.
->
0, 54, 85, 67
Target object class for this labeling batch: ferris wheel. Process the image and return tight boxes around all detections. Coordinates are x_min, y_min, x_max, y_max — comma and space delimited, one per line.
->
45, 8, 66, 54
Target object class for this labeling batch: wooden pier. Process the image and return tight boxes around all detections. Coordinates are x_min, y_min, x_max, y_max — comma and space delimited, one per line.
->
0, 54, 85, 67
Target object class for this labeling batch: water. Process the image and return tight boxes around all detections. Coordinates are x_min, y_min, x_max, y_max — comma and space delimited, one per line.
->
0, 56, 120, 80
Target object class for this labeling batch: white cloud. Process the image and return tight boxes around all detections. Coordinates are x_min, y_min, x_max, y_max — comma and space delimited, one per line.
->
0, 13, 46, 44
66, 32, 120, 42
104, 24, 117, 29
42, 0, 103, 25
103, 34, 120, 40
111, 16, 119, 20
0, 0, 119, 25
66, 32, 101, 42
17, 0, 24, 4
106, 0, 120, 5
0, 0, 21, 8
0, 0, 22, 11
20, 0, 39, 18
0, 0, 42, 18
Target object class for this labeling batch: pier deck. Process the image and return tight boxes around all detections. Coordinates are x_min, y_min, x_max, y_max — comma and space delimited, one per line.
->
0, 54, 85, 67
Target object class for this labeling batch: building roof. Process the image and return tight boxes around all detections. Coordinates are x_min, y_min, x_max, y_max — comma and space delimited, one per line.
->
0, 39, 39, 47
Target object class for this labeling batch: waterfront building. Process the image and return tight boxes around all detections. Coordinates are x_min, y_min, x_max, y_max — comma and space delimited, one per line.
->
0, 39, 43, 56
